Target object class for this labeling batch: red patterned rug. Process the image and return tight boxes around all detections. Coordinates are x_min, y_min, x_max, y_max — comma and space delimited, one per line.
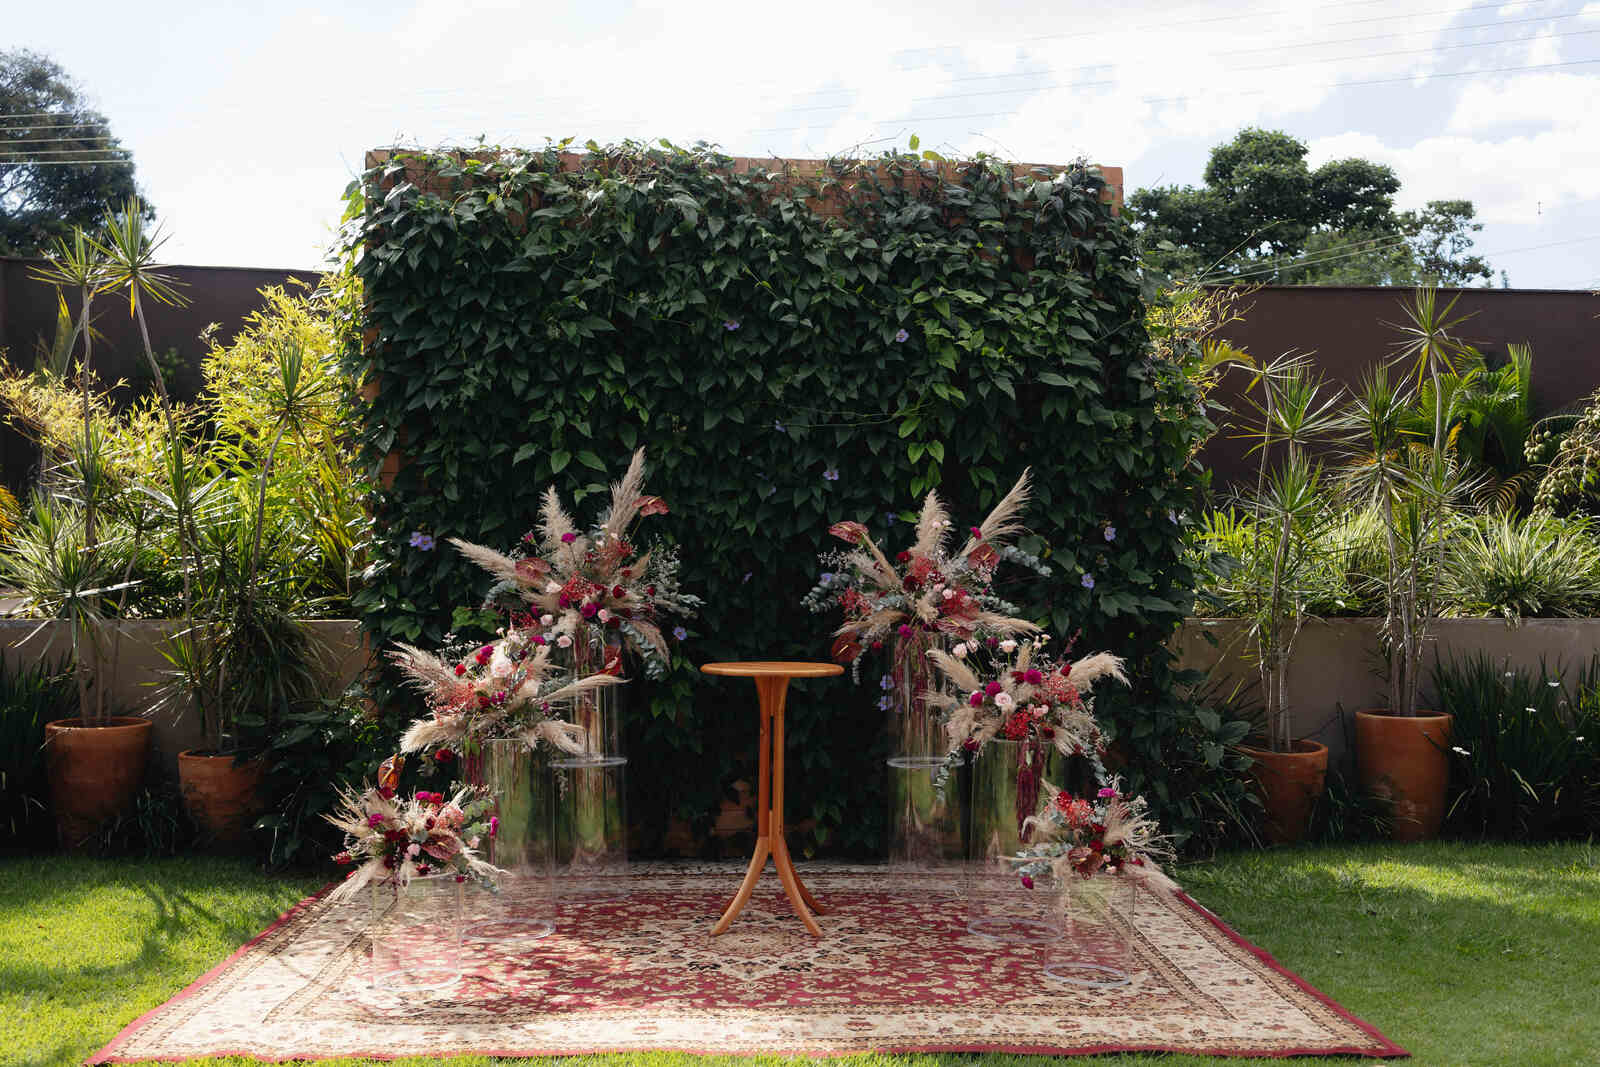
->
92, 864, 1405, 1061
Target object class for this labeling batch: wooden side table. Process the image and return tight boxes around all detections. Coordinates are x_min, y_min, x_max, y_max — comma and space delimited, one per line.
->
700, 661, 843, 937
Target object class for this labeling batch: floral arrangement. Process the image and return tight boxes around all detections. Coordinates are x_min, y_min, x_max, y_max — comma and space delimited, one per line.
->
447, 447, 700, 679
326, 777, 501, 903
925, 635, 1127, 760
389, 633, 624, 761
1014, 778, 1177, 893
923, 633, 1130, 837
804, 470, 1047, 668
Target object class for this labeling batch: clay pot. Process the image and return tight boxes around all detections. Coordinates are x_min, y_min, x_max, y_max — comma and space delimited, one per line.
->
178, 751, 266, 847
1238, 739, 1328, 845
43, 717, 152, 851
1355, 710, 1453, 841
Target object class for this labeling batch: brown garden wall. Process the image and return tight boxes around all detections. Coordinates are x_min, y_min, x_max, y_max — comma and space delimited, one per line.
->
1, 619, 369, 774
0, 256, 322, 492
1174, 616, 1600, 762
1199, 285, 1600, 486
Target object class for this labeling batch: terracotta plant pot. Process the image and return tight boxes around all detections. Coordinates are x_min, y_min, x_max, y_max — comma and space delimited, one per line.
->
1237, 739, 1328, 845
43, 717, 152, 851
1355, 710, 1453, 841
178, 751, 266, 847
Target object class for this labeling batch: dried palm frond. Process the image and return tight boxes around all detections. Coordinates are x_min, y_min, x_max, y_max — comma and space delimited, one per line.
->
399, 714, 469, 754
447, 537, 524, 585
539, 485, 581, 554
967, 609, 1042, 635
1067, 652, 1128, 690
926, 648, 982, 693
601, 447, 648, 541
523, 718, 588, 754
388, 643, 459, 693
911, 490, 951, 560
955, 468, 1032, 557
536, 673, 625, 708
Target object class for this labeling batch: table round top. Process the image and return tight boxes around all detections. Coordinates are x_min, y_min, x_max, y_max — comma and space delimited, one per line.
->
699, 661, 844, 679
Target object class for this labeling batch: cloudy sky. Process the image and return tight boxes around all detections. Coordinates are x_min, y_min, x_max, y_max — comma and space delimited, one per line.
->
12, 0, 1600, 288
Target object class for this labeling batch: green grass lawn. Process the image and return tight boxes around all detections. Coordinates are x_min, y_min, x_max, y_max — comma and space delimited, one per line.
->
2, 842, 1596, 1067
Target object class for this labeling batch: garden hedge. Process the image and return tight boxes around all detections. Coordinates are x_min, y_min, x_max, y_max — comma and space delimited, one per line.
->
342, 141, 1225, 854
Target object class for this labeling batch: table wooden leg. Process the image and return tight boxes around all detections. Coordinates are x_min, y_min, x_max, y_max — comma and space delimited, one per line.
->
769, 685, 823, 936
711, 836, 770, 936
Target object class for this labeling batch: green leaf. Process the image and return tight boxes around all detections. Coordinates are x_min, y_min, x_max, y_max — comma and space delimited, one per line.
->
549, 450, 571, 474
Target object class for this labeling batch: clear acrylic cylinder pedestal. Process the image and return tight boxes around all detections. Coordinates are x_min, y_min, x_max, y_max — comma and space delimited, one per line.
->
552, 753, 629, 906
462, 739, 555, 942
964, 738, 1060, 943
1042, 871, 1140, 989
887, 756, 962, 874
367, 873, 464, 992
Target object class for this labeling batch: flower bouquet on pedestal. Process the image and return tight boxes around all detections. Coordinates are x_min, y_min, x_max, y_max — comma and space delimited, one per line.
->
326, 779, 499, 989
805, 470, 1046, 764
923, 634, 1131, 939
325, 779, 501, 903
446, 447, 699, 759
1013, 779, 1178, 987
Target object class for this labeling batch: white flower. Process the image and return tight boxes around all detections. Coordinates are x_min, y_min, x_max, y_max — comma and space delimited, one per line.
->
541, 614, 554, 627
942, 589, 956, 600
490, 656, 514, 680
994, 692, 1015, 711
406, 843, 421, 857
951, 643, 968, 659
598, 609, 612, 623
557, 635, 573, 649
545, 581, 563, 594
469, 836, 480, 848
999, 639, 1018, 653
1452, 746, 1471, 756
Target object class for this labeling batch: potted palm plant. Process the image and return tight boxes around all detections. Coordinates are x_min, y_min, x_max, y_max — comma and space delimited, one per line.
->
26, 227, 153, 851
1221, 355, 1342, 844
159, 337, 335, 845
1346, 290, 1472, 840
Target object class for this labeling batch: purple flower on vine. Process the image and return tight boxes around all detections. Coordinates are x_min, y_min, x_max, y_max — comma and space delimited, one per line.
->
1081, 572, 1096, 589
672, 626, 688, 641
723, 319, 741, 331
894, 328, 909, 343
823, 468, 839, 481
409, 531, 435, 551
879, 674, 894, 691
1104, 525, 1117, 542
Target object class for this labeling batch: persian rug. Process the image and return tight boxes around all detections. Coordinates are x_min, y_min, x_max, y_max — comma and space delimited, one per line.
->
92, 864, 1406, 1061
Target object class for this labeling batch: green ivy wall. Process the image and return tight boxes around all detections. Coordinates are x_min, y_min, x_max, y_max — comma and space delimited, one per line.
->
344, 142, 1217, 854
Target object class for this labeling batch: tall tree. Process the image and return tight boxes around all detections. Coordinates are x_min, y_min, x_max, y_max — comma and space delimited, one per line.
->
0, 49, 145, 256
1130, 128, 1494, 287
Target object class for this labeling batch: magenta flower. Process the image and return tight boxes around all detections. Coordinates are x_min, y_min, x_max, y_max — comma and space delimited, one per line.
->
367, 813, 385, 828
1098, 787, 1117, 798
969, 691, 985, 707
561, 532, 578, 544
985, 681, 1004, 696
488, 815, 499, 838
1020, 874, 1034, 890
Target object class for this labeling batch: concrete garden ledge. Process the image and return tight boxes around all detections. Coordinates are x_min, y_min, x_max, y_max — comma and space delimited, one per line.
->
0, 618, 369, 771
1174, 616, 1600, 762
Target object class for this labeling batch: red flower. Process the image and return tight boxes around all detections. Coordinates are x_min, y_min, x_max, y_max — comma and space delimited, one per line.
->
830, 634, 862, 664
828, 520, 869, 544
636, 496, 670, 516
967, 542, 999, 569
454, 663, 467, 676
612, 585, 626, 599
435, 748, 455, 763
1002, 711, 1031, 740
895, 550, 912, 563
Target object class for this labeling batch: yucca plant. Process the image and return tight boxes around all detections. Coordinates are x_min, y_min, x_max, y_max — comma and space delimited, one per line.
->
1442, 512, 1600, 622
1226, 354, 1345, 752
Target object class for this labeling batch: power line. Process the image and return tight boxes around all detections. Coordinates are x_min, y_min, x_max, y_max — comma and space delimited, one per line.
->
0, 159, 133, 166
891, 27, 1600, 109
1210, 232, 1600, 284
753, 56, 1600, 133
